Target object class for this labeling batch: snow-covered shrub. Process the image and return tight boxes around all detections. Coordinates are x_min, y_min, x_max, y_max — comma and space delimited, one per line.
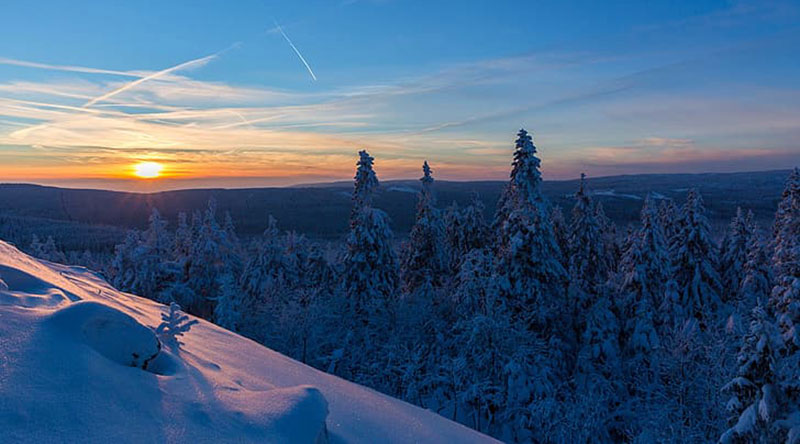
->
156, 302, 198, 348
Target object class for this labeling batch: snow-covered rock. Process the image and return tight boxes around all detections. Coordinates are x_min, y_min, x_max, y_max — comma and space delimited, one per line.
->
47, 300, 162, 370
0, 241, 496, 443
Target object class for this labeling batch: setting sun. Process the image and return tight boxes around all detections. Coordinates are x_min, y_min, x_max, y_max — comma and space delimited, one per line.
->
133, 162, 163, 179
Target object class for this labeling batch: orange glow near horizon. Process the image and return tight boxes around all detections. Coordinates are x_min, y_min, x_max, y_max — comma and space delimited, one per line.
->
132, 162, 164, 179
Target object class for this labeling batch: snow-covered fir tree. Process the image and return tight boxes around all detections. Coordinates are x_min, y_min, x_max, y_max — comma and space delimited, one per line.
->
567, 173, 613, 302
617, 195, 668, 358
109, 230, 142, 294
341, 150, 398, 318
30, 234, 67, 263
186, 199, 242, 319
595, 201, 620, 270
550, 205, 569, 269
740, 216, 772, 311
669, 189, 723, 326
490, 128, 571, 440
228, 216, 289, 337
446, 247, 557, 442
493, 129, 567, 331
769, 167, 800, 443
566, 175, 621, 430
720, 207, 753, 300
659, 199, 680, 248
400, 161, 447, 293
444, 193, 489, 271
720, 305, 778, 443
619, 224, 636, 263
174, 212, 193, 262
136, 208, 175, 303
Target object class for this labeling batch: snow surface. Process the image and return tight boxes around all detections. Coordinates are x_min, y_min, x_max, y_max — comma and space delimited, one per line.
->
0, 241, 496, 443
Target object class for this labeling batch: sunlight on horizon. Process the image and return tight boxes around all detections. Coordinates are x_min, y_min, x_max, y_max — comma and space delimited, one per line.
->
132, 162, 164, 179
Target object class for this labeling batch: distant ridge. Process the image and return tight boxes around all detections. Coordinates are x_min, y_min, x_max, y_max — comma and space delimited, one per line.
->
0, 170, 791, 252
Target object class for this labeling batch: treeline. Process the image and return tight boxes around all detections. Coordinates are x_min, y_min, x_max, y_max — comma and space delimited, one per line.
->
26, 130, 800, 442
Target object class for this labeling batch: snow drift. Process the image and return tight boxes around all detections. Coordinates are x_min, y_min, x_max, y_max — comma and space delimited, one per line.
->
0, 241, 495, 443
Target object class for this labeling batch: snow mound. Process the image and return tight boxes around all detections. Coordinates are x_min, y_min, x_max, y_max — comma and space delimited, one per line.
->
217, 385, 329, 443
0, 240, 496, 443
47, 301, 161, 371
0, 264, 76, 308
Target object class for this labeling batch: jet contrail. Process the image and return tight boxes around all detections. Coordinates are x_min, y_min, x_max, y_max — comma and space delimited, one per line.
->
273, 21, 317, 81
0, 56, 141, 77
83, 53, 218, 107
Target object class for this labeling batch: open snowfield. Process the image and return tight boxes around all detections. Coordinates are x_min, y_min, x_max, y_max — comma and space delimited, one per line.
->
0, 240, 496, 443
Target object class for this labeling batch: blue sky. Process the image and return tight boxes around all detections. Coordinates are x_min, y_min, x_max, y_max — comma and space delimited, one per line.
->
0, 0, 797, 190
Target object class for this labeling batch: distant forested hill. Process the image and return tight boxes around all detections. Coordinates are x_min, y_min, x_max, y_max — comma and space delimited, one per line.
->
0, 169, 789, 252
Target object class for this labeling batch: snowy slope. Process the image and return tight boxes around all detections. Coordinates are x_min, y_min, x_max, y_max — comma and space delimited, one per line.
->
0, 241, 496, 444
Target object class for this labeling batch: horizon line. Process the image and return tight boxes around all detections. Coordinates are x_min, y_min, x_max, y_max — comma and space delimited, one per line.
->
0, 166, 793, 194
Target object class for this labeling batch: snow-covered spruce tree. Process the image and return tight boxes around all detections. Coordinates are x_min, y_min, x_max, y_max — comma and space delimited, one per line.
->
490, 129, 569, 439
270, 230, 331, 362
769, 167, 800, 442
567, 175, 621, 432
400, 161, 447, 293
659, 199, 680, 248
652, 314, 737, 442
144, 208, 171, 257
493, 129, 567, 331
185, 198, 242, 319
619, 224, 636, 263
285, 241, 335, 366
342, 150, 398, 319
229, 216, 289, 339
669, 189, 724, 326
550, 205, 569, 269
574, 288, 622, 435
447, 247, 510, 434
135, 208, 176, 303
109, 209, 176, 303
443, 202, 463, 268
212, 272, 242, 332
444, 192, 489, 272
330, 151, 399, 386
720, 208, 753, 302
174, 212, 193, 262
30, 234, 67, 263
595, 201, 620, 270
617, 195, 668, 360
443, 247, 557, 441
110, 230, 142, 293
772, 167, 799, 252
720, 305, 779, 443
740, 215, 772, 311
223, 211, 239, 246
568, 173, 613, 302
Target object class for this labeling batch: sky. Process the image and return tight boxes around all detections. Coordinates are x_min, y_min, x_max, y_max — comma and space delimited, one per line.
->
0, 0, 798, 191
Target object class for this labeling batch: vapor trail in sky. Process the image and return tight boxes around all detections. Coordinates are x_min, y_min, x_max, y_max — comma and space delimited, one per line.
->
0, 56, 141, 77
83, 53, 218, 107
274, 21, 317, 82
